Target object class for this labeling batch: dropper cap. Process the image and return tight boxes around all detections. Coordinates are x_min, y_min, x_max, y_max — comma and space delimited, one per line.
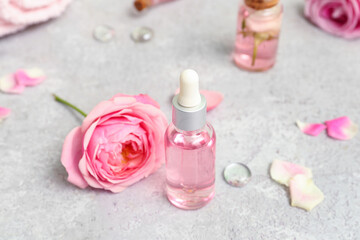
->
178, 69, 202, 107
172, 69, 207, 131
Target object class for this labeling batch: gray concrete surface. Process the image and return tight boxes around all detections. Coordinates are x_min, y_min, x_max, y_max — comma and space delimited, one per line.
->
0, 0, 359, 239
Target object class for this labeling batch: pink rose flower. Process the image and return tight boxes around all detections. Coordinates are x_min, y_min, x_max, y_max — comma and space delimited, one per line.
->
61, 94, 168, 193
305, 0, 360, 39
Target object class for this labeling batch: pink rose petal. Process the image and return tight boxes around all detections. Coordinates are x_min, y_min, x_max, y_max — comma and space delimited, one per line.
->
0, 74, 24, 94
270, 159, 313, 186
200, 90, 224, 111
325, 116, 358, 140
289, 174, 324, 211
111, 93, 160, 109
296, 120, 327, 136
174, 89, 223, 111
61, 127, 89, 189
0, 107, 11, 121
14, 68, 46, 86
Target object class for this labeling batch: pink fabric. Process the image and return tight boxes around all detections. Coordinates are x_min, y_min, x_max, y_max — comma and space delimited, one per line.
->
305, 0, 360, 39
0, 18, 25, 37
61, 94, 168, 193
0, 0, 72, 38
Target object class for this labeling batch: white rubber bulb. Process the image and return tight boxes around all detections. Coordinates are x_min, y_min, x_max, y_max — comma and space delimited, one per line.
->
177, 69, 201, 108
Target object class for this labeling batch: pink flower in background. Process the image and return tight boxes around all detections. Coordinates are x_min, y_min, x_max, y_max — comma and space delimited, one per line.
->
61, 94, 168, 193
305, 0, 360, 39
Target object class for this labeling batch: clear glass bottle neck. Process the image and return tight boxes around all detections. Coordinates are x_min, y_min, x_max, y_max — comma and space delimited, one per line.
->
173, 122, 208, 135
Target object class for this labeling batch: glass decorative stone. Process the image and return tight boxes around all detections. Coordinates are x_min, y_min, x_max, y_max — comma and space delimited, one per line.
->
93, 25, 115, 43
223, 162, 252, 187
131, 27, 153, 43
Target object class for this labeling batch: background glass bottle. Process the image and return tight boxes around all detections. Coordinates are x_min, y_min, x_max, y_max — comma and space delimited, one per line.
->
165, 69, 216, 210
233, 0, 283, 71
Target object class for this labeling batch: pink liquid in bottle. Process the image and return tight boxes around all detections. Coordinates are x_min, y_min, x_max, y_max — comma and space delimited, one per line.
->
233, 2, 283, 71
165, 123, 216, 210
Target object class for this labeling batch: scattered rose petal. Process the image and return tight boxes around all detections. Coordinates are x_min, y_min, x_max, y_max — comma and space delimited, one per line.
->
0, 107, 11, 121
200, 90, 224, 111
0, 68, 45, 94
14, 68, 46, 86
270, 159, 312, 186
289, 174, 324, 211
174, 88, 223, 111
0, 74, 24, 94
296, 120, 327, 136
325, 116, 358, 140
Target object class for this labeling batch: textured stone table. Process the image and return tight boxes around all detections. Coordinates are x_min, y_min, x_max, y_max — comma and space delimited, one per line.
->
0, 0, 359, 239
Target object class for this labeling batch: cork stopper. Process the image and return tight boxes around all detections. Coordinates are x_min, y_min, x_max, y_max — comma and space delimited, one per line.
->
245, 0, 279, 10
134, 0, 151, 11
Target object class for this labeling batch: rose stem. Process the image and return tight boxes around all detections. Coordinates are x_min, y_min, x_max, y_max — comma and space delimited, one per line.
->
251, 41, 258, 66
241, 19, 246, 38
52, 94, 87, 117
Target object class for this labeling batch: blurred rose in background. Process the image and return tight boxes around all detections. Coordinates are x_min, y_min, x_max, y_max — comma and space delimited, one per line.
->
305, 0, 360, 39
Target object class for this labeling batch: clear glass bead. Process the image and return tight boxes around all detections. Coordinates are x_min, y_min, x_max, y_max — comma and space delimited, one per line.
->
93, 25, 115, 43
131, 27, 153, 43
223, 162, 252, 187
